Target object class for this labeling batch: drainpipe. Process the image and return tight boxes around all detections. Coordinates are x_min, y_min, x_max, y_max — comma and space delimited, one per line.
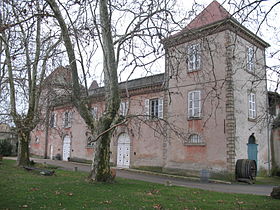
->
265, 53, 271, 176
44, 96, 50, 159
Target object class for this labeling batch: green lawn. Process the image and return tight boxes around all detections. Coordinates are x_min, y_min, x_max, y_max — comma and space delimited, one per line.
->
0, 159, 279, 209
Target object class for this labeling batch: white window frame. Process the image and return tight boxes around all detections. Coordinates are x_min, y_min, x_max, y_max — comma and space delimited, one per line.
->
187, 43, 201, 71
119, 101, 129, 116
63, 111, 72, 128
247, 47, 254, 72
248, 92, 256, 119
188, 90, 201, 118
35, 137, 39, 144
49, 113, 57, 128
91, 107, 98, 120
144, 98, 163, 119
188, 134, 202, 144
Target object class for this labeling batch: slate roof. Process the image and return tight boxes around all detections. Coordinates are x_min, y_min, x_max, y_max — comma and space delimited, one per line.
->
88, 73, 165, 97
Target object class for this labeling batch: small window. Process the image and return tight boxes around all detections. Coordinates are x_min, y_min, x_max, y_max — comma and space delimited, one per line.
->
63, 111, 72, 128
144, 98, 163, 119
87, 136, 95, 148
248, 93, 256, 119
247, 47, 254, 72
91, 107, 98, 120
185, 134, 203, 145
187, 43, 201, 71
49, 113, 56, 128
35, 137, 39, 144
188, 90, 201, 118
119, 101, 128, 116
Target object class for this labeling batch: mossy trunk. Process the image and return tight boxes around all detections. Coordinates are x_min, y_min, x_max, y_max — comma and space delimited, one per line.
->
47, 0, 120, 182
17, 130, 30, 166
87, 0, 120, 182
89, 116, 116, 182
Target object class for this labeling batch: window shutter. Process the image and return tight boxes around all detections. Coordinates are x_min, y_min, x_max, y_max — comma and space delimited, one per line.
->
62, 112, 66, 127
125, 101, 129, 116
69, 112, 73, 127
144, 99, 150, 119
53, 113, 57, 128
119, 102, 128, 116
248, 93, 256, 119
188, 92, 193, 117
247, 47, 254, 71
188, 46, 193, 71
92, 107, 98, 119
158, 98, 163, 119
195, 44, 201, 70
193, 91, 201, 117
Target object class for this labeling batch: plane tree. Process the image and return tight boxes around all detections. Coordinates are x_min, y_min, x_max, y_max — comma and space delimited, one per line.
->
0, 0, 62, 165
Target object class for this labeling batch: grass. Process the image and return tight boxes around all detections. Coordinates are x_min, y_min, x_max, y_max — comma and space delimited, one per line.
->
255, 176, 280, 185
0, 159, 280, 209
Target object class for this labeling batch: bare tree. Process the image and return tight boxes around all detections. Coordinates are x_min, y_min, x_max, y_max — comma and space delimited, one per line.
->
0, 0, 62, 165
45, 0, 184, 182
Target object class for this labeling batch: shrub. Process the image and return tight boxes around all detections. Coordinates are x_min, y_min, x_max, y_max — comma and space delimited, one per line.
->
0, 140, 13, 156
272, 166, 280, 177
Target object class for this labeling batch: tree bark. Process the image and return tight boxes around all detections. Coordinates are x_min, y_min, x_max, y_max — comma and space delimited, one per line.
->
47, 0, 120, 182
17, 129, 31, 166
88, 0, 120, 182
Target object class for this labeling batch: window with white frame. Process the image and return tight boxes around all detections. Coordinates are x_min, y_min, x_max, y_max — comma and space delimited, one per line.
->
248, 92, 256, 119
187, 43, 201, 71
187, 134, 202, 144
188, 90, 201, 118
49, 113, 56, 128
119, 101, 128, 116
35, 137, 39, 144
247, 47, 254, 72
63, 111, 72, 128
91, 107, 98, 120
144, 98, 163, 119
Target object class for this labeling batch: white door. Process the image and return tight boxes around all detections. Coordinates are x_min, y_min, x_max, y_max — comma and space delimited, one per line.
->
63, 135, 71, 161
50, 145, 53, 160
117, 133, 130, 168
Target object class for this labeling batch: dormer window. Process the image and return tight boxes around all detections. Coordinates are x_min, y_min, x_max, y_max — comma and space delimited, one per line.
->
187, 43, 201, 71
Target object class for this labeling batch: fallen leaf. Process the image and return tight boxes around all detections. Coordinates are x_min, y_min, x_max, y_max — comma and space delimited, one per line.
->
217, 200, 224, 203
30, 187, 39, 191
100, 200, 112, 204
55, 191, 61, 195
153, 204, 163, 209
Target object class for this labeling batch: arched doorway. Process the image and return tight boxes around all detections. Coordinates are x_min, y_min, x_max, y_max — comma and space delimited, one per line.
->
117, 133, 130, 168
247, 133, 258, 167
63, 135, 71, 161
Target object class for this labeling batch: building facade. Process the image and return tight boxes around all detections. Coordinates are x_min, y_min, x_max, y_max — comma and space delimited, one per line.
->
30, 1, 271, 174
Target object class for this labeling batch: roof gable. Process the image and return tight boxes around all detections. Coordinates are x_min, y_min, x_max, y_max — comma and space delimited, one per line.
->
186, 1, 231, 30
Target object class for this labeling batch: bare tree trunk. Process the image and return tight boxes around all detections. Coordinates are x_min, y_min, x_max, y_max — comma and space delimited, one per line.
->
88, 0, 120, 182
47, 0, 120, 182
17, 129, 31, 166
